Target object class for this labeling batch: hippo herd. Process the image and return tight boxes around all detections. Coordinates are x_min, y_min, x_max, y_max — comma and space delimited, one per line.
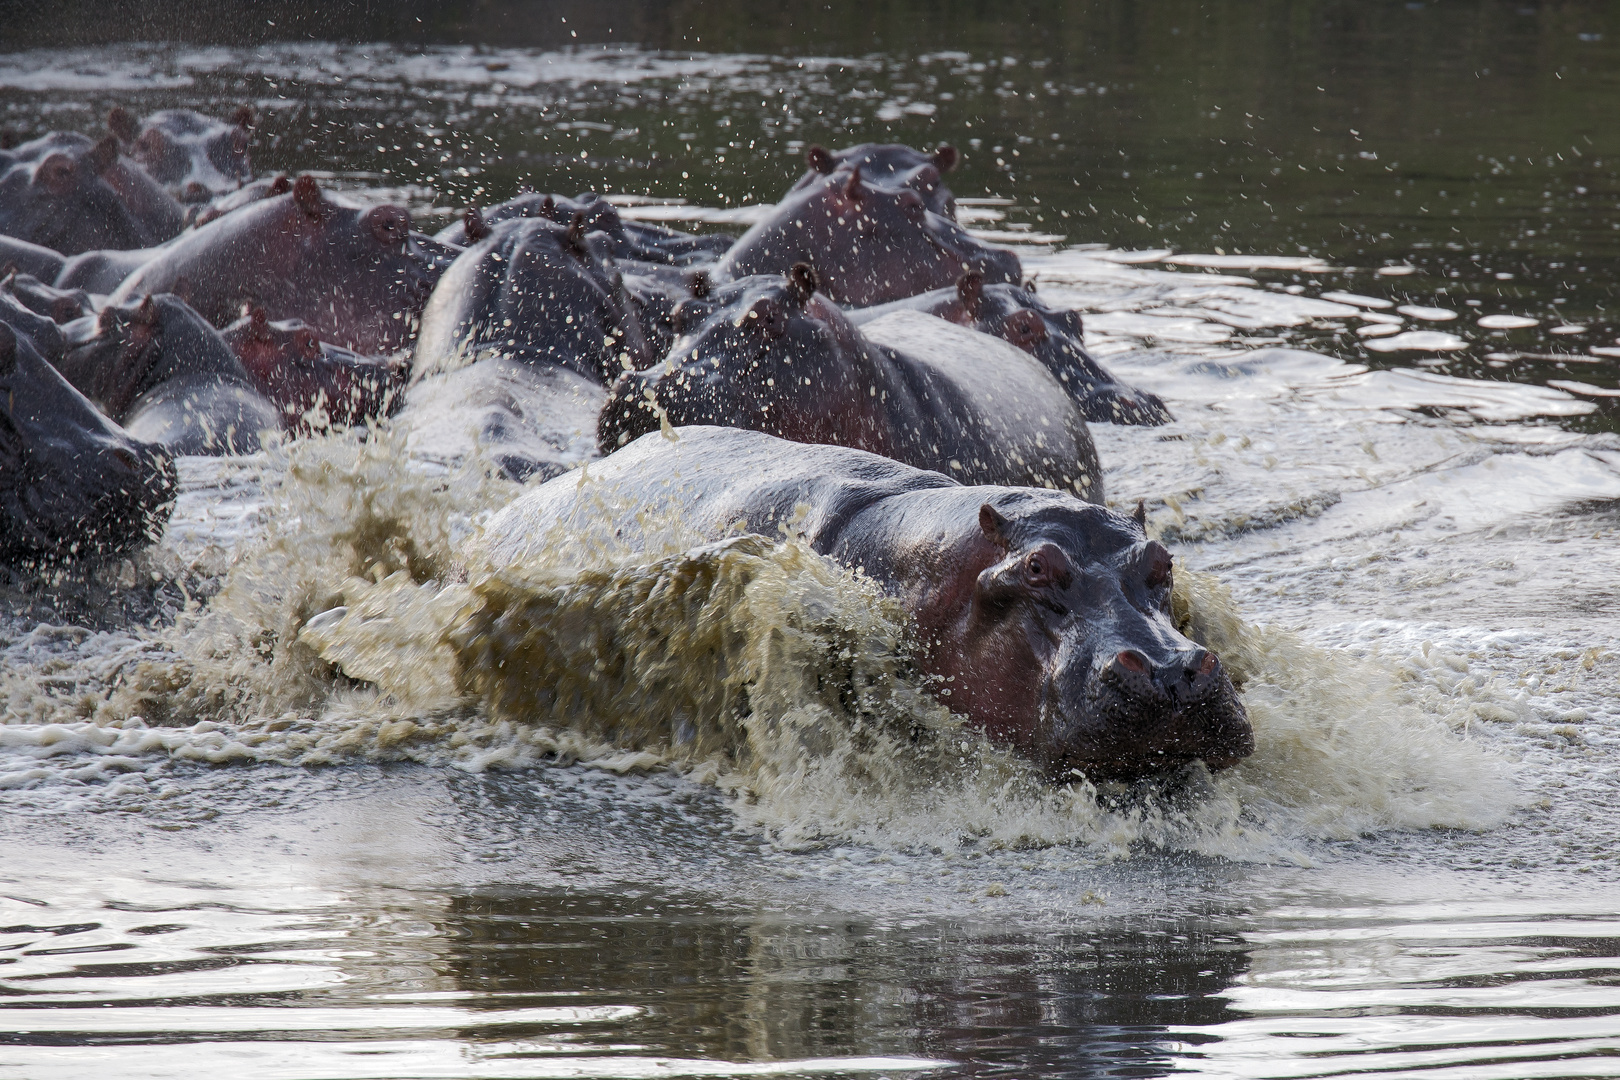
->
0, 107, 1250, 782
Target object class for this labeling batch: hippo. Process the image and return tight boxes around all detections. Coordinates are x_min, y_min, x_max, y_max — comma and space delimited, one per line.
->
599, 267, 1102, 500
482, 426, 1253, 781
54, 245, 163, 294
3, 271, 93, 324
222, 307, 404, 430
850, 273, 1173, 426
0, 132, 183, 254
0, 234, 66, 282
109, 176, 447, 356
435, 191, 733, 266
108, 106, 253, 202
413, 214, 653, 386
186, 174, 290, 229
714, 166, 1020, 306
59, 293, 279, 455
792, 142, 960, 217
0, 318, 175, 563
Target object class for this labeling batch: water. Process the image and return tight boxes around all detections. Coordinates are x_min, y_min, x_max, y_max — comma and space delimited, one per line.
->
4, 5, 1620, 1077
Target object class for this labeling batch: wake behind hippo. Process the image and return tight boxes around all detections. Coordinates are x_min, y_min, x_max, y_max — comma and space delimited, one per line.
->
482, 426, 1253, 781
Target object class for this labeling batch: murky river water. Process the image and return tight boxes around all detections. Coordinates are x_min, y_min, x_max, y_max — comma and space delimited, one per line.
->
5, 5, 1620, 1077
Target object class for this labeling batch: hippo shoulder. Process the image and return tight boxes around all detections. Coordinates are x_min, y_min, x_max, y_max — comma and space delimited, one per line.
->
861, 309, 1066, 399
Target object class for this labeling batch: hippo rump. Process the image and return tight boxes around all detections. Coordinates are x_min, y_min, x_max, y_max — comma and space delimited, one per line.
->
109, 176, 450, 355
108, 106, 253, 202
482, 426, 1253, 781
0, 132, 183, 255
599, 268, 1103, 501
714, 164, 1019, 306
850, 273, 1173, 426
59, 294, 278, 455
791, 142, 961, 217
436, 191, 733, 266
222, 308, 405, 431
0, 318, 175, 562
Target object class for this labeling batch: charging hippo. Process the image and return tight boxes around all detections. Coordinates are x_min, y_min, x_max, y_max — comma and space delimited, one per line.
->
0, 132, 183, 254
109, 176, 449, 355
0, 318, 175, 563
792, 142, 960, 217
59, 294, 278, 455
482, 426, 1253, 781
851, 273, 1172, 426
714, 166, 1020, 306
599, 267, 1102, 500
222, 307, 404, 430
108, 106, 253, 202
436, 191, 733, 266
414, 215, 653, 385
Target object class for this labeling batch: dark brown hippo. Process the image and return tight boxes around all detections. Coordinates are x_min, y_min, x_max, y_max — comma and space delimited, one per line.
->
221, 307, 405, 431
713, 166, 1020, 306
599, 268, 1102, 500
59, 294, 279, 455
108, 176, 448, 356
0, 317, 175, 562
413, 214, 653, 386
792, 142, 960, 217
482, 426, 1253, 781
0, 234, 66, 282
0, 132, 183, 254
435, 191, 732, 266
851, 273, 1173, 426
108, 106, 253, 202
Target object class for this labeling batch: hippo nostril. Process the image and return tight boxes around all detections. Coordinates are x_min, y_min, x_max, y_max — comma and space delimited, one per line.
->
1198, 651, 1218, 676
1116, 649, 1149, 674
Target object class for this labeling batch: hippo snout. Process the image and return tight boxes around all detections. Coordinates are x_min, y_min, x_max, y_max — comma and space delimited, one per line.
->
1099, 647, 1223, 709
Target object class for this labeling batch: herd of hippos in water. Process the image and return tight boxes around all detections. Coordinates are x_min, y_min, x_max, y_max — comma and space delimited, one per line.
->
0, 107, 1253, 782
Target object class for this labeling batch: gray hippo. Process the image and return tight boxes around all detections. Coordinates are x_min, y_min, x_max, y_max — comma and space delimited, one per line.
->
482, 426, 1253, 781
187, 174, 290, 229
221, 307, 405, 432
714, 165, 1020, 306
0, 318, 175, 562
108, 106, 253, 202
2, 271, 93, 324
59, 294, 279, 455
599, 267, 1102, 501
436, 191, 733, 266
792, 142, 960, 217
0, 132, 183, 254
0, 235, 66, 282
110, 176, 450, 356
850, 272, 1173, 426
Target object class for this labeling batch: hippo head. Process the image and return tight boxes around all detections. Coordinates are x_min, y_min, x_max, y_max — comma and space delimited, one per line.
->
718, 166, 1020, 307
796, 141, 961, 217
2, 271, 94, 325
936, 495, 1253, 781
442, 190, 628, 249
599, 266, 866, 451
0, 135, 150, 254
0, 319, 175, 563
223, 307, 405, 428
112, 106, 254, 201
60, 293, 246, 421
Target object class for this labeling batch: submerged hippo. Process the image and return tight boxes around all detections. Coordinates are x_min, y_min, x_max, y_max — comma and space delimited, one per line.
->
484, 426, 1253, 781
791, 142, 960, 217
109, 176, 446, 355
59, 294, 278, 455
436, 191, 733, 266
108, 106, 253, 202
222, 307, 405, 430
851, 273, 1173, 426
714, 165, 1019, 306
599, 267, 1102, 500
0, 318, 175, 562
0, 132, 183, 254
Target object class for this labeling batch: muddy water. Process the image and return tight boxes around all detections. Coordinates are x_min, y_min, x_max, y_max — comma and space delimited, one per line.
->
5, 7, 1620, 1078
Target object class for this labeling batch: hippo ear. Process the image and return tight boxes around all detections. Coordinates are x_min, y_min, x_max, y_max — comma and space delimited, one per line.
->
541, 193, 556, 217
842, 166, 865, 201
979, 504, 1011, 550
806, 145, 836, 174
1133, 500, 1147, 528
269, 173, 292, 196
33, 153, 78, 197
956, 271, 985, 319
1023, 278, 1038, 294
786, 262, 820, 305
463, 205, 492, 243
88, 135, 120, 177
933, 144, 960, 172
231, 104, 255, 130
108, 106, 138, 144
688, 269, 711, 299
250, 306, 270, 337
565, 210, 589, 255
134, 296, 160, 326
292, 175, 323, 218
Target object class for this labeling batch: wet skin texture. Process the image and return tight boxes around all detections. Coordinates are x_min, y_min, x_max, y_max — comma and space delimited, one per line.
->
109, 105, 254, 202
222, 308, 405, 431
109, 176, 446, 356
59, 293, 278, 455
600, 270, 1102, 500
851, 273, 1174, 426
791, 141, 961, 218
414, 215, 653, 386
714, 166, 1021, 306
0, 318, 175, 563
490, 426, 1253, 781
437, 191, 733, 267
0, 131, 183, 255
